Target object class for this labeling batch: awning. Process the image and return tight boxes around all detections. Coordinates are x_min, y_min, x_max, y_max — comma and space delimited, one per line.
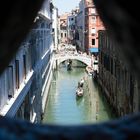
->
89, 48, 98, 53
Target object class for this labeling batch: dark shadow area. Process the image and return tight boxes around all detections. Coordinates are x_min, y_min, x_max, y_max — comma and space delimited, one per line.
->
0, 0, 140, 139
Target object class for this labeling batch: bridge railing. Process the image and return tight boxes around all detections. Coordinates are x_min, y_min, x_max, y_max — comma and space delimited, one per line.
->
53, 53, 92, 60
52, 53, 93, 67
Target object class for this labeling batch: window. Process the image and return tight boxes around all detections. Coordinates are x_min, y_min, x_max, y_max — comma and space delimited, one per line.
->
52, 28, 54, 32
65, 33, 67, 37
91, 8, 95, 14
76, 32, 79, 40
91, 28, 96, 35
15, 60, 20, 89
61, 33, 63, 37
85, 9, 88, 15
92, 39, 95, 45
92, 16, 96, 23
24, 93, 30, 121
23, 55, 27, 79
41, 23, 45, 28
7, 66, 14, 98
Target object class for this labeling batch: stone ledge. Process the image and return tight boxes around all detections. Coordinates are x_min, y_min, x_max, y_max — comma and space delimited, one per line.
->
0, 113, 140, 139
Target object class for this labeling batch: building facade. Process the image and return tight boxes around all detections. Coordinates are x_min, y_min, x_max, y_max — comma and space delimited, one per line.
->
0, 0, 53, 123
59, 13, 69, 44
0, 42, 34, 121
52, 6, 59, 51
75, 0, 104, 54
75, 0, 85, 51
67, 14, 76, 45
84, 0, 104, 54
67, 8, 79, 45
98, 30, 140, 116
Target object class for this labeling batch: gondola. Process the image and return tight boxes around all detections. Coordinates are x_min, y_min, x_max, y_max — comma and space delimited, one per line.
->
92, 70, 98, 81
76, 88, 83, 97
67, 62, 72, 70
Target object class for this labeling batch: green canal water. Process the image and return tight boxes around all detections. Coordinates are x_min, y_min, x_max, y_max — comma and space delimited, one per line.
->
42, 63, 115, 125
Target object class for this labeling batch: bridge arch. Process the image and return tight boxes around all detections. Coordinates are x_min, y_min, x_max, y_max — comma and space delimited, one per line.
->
54, 55, 92, 67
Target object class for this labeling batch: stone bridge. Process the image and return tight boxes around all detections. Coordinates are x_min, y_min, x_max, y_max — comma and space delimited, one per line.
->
53, 53, 92, 69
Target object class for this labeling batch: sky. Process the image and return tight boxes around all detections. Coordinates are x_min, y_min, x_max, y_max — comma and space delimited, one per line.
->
53, 0, 80, 15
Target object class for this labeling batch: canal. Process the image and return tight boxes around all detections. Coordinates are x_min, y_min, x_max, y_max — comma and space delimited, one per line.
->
42, 61, 115, 125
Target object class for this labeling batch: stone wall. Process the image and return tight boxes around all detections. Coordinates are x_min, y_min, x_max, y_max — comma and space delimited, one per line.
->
98, 30, 140, 116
